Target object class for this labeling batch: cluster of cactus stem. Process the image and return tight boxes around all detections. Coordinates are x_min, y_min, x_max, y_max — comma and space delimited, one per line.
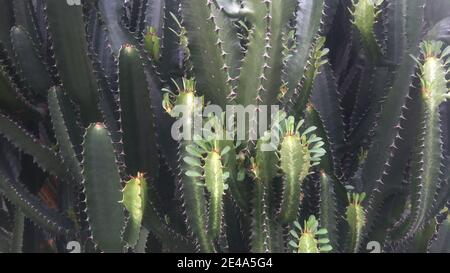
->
0, 0, 450, 253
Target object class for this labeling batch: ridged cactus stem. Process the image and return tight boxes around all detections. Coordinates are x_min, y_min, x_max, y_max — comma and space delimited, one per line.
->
82, 123, 125, 253
346, 193, 367, 253
166, 79, 215, 252
289, 215, 332, 253
204, 150, 225, 240
278, 117, 325, 224
350, 0, 383, 64
408, 41, 450, 235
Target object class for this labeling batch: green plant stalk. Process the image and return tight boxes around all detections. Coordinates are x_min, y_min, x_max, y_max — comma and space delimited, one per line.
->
122, 173, 148, 248
279, 135, 310, 224
82, 123, 125, 253
346, 194, 366, 253
176, 92, 215, 253
351, 0, 383, 64
204, 151, 225, 240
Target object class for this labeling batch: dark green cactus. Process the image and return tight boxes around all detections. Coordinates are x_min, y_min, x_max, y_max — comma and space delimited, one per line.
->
0, 0, 450, 253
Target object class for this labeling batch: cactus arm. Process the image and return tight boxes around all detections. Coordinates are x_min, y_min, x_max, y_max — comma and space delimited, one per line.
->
362, 90, 420, 246
0, 113, 66, 179
346, 193, 367, 253
48, 87, 83, 185
279, 134, 308, 224
260, 0, 297, 106
291, 37, 329, 118
278, 118, 325, 224
118, 45, 159, 177
283, 0, 325, 105
318, 172, 339, 251
180, 0, 232, 106
204, 151, 225, 240
357, 0, 425, 194
407, 42, 450, 236
0, 171, 73, 235
350, 0, 384, 64
82, 123, 125, 253
181, 148, 215, 252
175, 91, 215, 253
122, 173, 148, 248
235, 0, 268, 106
0, 67, 35, 117
10, 209, 24, 253
45, 0, 101, 125
10, 26, 52, 99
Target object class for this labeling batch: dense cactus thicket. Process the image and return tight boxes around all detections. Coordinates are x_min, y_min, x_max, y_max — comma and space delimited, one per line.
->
0, 0, 450, 253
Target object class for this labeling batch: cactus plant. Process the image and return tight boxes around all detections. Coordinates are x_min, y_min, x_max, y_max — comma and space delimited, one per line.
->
0, 0, 450, 253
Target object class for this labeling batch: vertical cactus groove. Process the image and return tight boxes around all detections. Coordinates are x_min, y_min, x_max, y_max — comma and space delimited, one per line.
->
82, 123, 125, 253
170, 83, 215, 252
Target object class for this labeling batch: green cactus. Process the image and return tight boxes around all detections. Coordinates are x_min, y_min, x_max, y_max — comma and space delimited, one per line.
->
0, 0, 450, 253
289, 215, 332, 253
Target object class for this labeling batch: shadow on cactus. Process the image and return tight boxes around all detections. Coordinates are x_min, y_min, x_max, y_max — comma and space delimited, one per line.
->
0, 0, 450, 253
